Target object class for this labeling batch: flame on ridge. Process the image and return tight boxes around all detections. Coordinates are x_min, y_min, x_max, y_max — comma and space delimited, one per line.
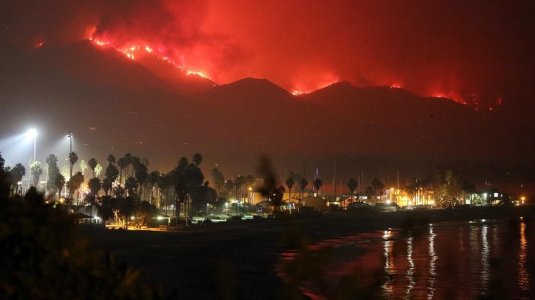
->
88, 34, 210, 81
86, 29, 502, 108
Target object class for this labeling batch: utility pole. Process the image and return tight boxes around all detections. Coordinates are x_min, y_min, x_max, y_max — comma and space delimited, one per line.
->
67, 131, 73, 179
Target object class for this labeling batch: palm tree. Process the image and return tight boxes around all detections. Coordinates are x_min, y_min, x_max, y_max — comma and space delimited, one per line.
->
184, 162, 204, 219
88, 158, 98, 178
30, 161, 43, 187
211, 167, 225, 196
9, 163, 25, 196
173, 157, 191, 222
157, 172, 173, 209
54, 173, 65, 200
225, 179, 235, 202
107, 154, 116, 166
105, 164, 119, 182
79, 159, 88, 177
134, 163, 148, 201
235, 175, 246, 203
67, 171, 84, 204
68, 151, 78, 181
299, 178, 308, 201
147, 171, 160, 204
130, 156, 141, 177
346, 178, 358, 197
371, 178, 384, 201
117, 157, 128, 185
193, 153, 203, 166
95, 163, 103, 178
272, 186, 284, 213
88, 177, 101, 198
285, 176, 295, 203
46, 154, 60, 197
123, 153, 133, 176
102, 178, 113, 196
125, 176, 138, 197
313, 178, 323, 195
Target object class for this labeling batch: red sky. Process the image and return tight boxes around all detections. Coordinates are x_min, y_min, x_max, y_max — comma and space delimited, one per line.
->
2, 0, 534, 105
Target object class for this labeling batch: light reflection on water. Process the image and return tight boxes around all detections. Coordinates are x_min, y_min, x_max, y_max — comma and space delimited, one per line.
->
279, 219, 534, 299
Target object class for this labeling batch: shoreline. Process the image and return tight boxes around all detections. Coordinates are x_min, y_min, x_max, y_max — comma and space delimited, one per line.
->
82, 205, 535, 299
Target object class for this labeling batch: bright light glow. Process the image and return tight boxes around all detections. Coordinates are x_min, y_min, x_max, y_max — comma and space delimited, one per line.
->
186, 70, 210, 79
26, 128, 37, 139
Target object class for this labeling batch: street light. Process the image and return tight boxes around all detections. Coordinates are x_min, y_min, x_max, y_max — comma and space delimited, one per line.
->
67, 131, 73, 179
26, 128, 37, 162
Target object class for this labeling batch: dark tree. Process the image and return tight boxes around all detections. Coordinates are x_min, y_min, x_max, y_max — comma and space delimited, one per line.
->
224, 179, 235, 201
371, 178, 384, 197
271, 186, 285, 213
299, 178, 308, 200
285, 176, 295, 202
125, 176, 138, 197
106, 154, 116, 166
365, 186, 375, 202
117, 157, 128, 185
211, 167, 225, 196
9, 163, 25, 196
105, 164, 119, 183
46, 154, 60, 197
102, 178, 113, 196
118, 196, 136, 229
184, 162, 204, 217
88, 177, 101, 197
157, 172, 173, 207
313, 178, 323, 194
193, 152, 203, 166
30, 161, 43, 187
68, 151, 78, 180
54, 173, 65, 200
134, 163, 148, 201
346, 178, 358, 196
137, 201, 156, 226
67, 172, 84, 204
147, 170, 160, 203
88, 158, 98, 178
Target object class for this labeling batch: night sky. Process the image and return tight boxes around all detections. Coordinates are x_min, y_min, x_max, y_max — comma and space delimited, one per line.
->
1, 1, 534, 180
2, 0, 534, 106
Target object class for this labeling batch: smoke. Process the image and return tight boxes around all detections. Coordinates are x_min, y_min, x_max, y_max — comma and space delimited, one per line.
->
1, 0, 534, 105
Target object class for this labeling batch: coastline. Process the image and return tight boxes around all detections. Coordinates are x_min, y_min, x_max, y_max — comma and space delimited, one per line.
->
82, 205, 535, 299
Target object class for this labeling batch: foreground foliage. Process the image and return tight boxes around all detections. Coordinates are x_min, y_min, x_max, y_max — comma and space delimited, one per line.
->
0, 167, 163, 299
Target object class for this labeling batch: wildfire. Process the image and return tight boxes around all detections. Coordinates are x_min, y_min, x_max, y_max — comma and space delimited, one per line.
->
186, 70, 210, 79
84, 30, 499, 107
290, 76, 339, 96
87, 32, 212, 80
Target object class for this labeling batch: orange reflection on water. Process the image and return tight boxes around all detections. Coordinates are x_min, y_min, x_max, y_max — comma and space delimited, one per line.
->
518, 221, 529, 292
277, 220, 534, 299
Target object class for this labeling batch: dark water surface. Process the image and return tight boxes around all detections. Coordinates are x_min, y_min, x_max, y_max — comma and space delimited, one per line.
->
279, 218, 535, 299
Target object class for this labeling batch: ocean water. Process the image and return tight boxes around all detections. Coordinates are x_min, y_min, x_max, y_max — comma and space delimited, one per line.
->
279, 218, 534, 299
